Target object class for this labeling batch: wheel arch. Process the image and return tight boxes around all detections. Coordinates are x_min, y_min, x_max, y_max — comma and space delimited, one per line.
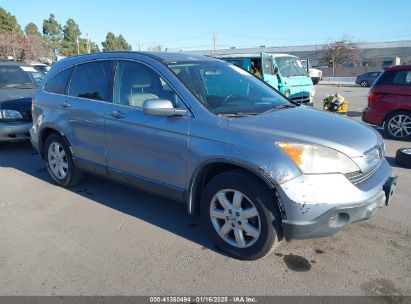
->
383, 109, 411, 124
186, 159, 281, 216
38, 126, 72, 160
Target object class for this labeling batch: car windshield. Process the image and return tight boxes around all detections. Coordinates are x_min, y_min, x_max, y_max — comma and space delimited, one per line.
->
0, 65, 42, 88
276, 56, 307, 77
167, 60, 291, 116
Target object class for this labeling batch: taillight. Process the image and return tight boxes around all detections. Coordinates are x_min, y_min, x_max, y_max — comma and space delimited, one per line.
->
31, 97, 34, 113
368, 92, 383, 107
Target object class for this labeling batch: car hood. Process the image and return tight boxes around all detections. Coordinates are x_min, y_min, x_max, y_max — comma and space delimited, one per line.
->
0, 88, 37, 103
227, 106, 381, 158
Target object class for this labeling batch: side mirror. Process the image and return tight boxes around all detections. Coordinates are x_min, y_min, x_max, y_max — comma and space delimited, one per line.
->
143, 99, 187, 117
273, 66, 279, 75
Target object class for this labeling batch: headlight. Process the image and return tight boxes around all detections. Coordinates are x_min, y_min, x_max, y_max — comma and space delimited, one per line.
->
278, 142, 359, 174
0, 109, 23, 120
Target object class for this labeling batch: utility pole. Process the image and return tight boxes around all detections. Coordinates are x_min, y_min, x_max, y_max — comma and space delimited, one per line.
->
76, 37, 80, 55
212, 32, 217, 54
86, 33, 91, 53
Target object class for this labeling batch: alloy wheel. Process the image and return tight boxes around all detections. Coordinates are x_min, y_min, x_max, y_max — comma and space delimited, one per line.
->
47, 142, 69, 179
209, 189, 261, 248
387, 114, 411, 138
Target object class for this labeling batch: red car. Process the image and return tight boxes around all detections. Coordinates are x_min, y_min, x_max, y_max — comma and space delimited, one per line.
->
362, 64, 411, 140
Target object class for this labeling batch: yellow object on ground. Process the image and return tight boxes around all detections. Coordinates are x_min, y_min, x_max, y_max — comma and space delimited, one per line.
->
323, 93, 348, 115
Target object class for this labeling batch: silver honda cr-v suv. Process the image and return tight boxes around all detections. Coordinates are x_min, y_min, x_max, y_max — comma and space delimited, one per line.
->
31, 52, 397, 260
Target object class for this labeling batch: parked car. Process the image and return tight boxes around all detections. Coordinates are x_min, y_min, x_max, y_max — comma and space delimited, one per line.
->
362, 64, 411, 140
356, 71, 382, 87
0, 61, 44, 142
31, 63, 51, 75
31, 52, 396, 260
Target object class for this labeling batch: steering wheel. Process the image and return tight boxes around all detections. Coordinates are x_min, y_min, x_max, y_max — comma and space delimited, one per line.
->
222, 94, 240, 104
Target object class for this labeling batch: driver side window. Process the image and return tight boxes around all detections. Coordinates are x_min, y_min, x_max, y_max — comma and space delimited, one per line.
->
113, 60, 182, 108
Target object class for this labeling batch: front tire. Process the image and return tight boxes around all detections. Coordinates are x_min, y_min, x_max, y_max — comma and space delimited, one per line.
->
201, 170, 282, 260
44, 133, 82, 187
384, 111, 411, 140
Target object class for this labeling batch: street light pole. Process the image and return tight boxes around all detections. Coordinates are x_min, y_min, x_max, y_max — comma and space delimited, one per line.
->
86, 33, 91, 53
212, 32, 217, 54
76, 37, 80, 55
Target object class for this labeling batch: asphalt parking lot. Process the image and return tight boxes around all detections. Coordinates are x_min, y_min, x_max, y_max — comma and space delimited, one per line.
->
0, 85, 410, 296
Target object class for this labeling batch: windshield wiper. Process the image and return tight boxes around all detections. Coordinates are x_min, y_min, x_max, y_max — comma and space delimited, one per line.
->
263, 104, 296, 113
219, 112, 259, 117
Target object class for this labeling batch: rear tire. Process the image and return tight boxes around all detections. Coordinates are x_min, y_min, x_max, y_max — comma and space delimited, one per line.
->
395, 148, 411, 169
384, 111, 411, 140
360, 80, 369, 87
44, 134, 82, 187
201, 170, 282, 260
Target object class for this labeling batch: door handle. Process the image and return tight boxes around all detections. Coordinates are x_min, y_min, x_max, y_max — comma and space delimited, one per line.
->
110, 110, 125, 119
60, 101, 71, 108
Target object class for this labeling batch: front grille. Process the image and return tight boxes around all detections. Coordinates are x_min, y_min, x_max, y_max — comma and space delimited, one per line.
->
346, 143, 385, 185
290, 95, 311, 104
345, 162, 381, 185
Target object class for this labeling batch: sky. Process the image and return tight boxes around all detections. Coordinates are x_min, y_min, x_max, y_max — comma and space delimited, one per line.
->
2, 0, 411, 51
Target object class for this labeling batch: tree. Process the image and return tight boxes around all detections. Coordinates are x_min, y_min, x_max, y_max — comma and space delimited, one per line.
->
102, 32, 132, 51
0, 7, 23, 59
117, 34, 132, 50
0, 33, 21, 59
0, 7, 21, 34
77, 37, 100, 54
102, 32, 117, 51
60, 18, 81, 56
89, 41, 100, 53
82, 38, 100, 53
320, 36, 361, 76
25, 22, 41, 36
19, 35, 51, 62
21, 22, 51, 62
43, 14, 62, 56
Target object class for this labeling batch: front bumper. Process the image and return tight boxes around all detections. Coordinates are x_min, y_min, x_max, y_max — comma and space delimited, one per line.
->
277, 158, 396, 241
29, 125, 40, 154
0, 121, 32, 142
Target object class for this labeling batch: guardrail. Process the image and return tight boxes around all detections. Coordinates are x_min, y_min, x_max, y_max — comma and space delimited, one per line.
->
319, 77, 357, 85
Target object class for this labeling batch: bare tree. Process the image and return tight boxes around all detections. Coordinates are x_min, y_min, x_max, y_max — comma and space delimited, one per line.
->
320, 36, 361, 76
0, 33, 22, 59
19, 35, 51, 62
0, 32, 51, 62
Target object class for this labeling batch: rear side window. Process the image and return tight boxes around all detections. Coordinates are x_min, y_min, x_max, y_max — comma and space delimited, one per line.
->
377, 70, 411, 86
69, 61, 113, 101
44, 67, 73, 94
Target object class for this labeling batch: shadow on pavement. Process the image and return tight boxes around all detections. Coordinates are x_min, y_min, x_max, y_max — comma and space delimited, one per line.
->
385, 156, 408, 169
347, 111, 362, 118
372, 126, 411, 143
0, 141, 221, 256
